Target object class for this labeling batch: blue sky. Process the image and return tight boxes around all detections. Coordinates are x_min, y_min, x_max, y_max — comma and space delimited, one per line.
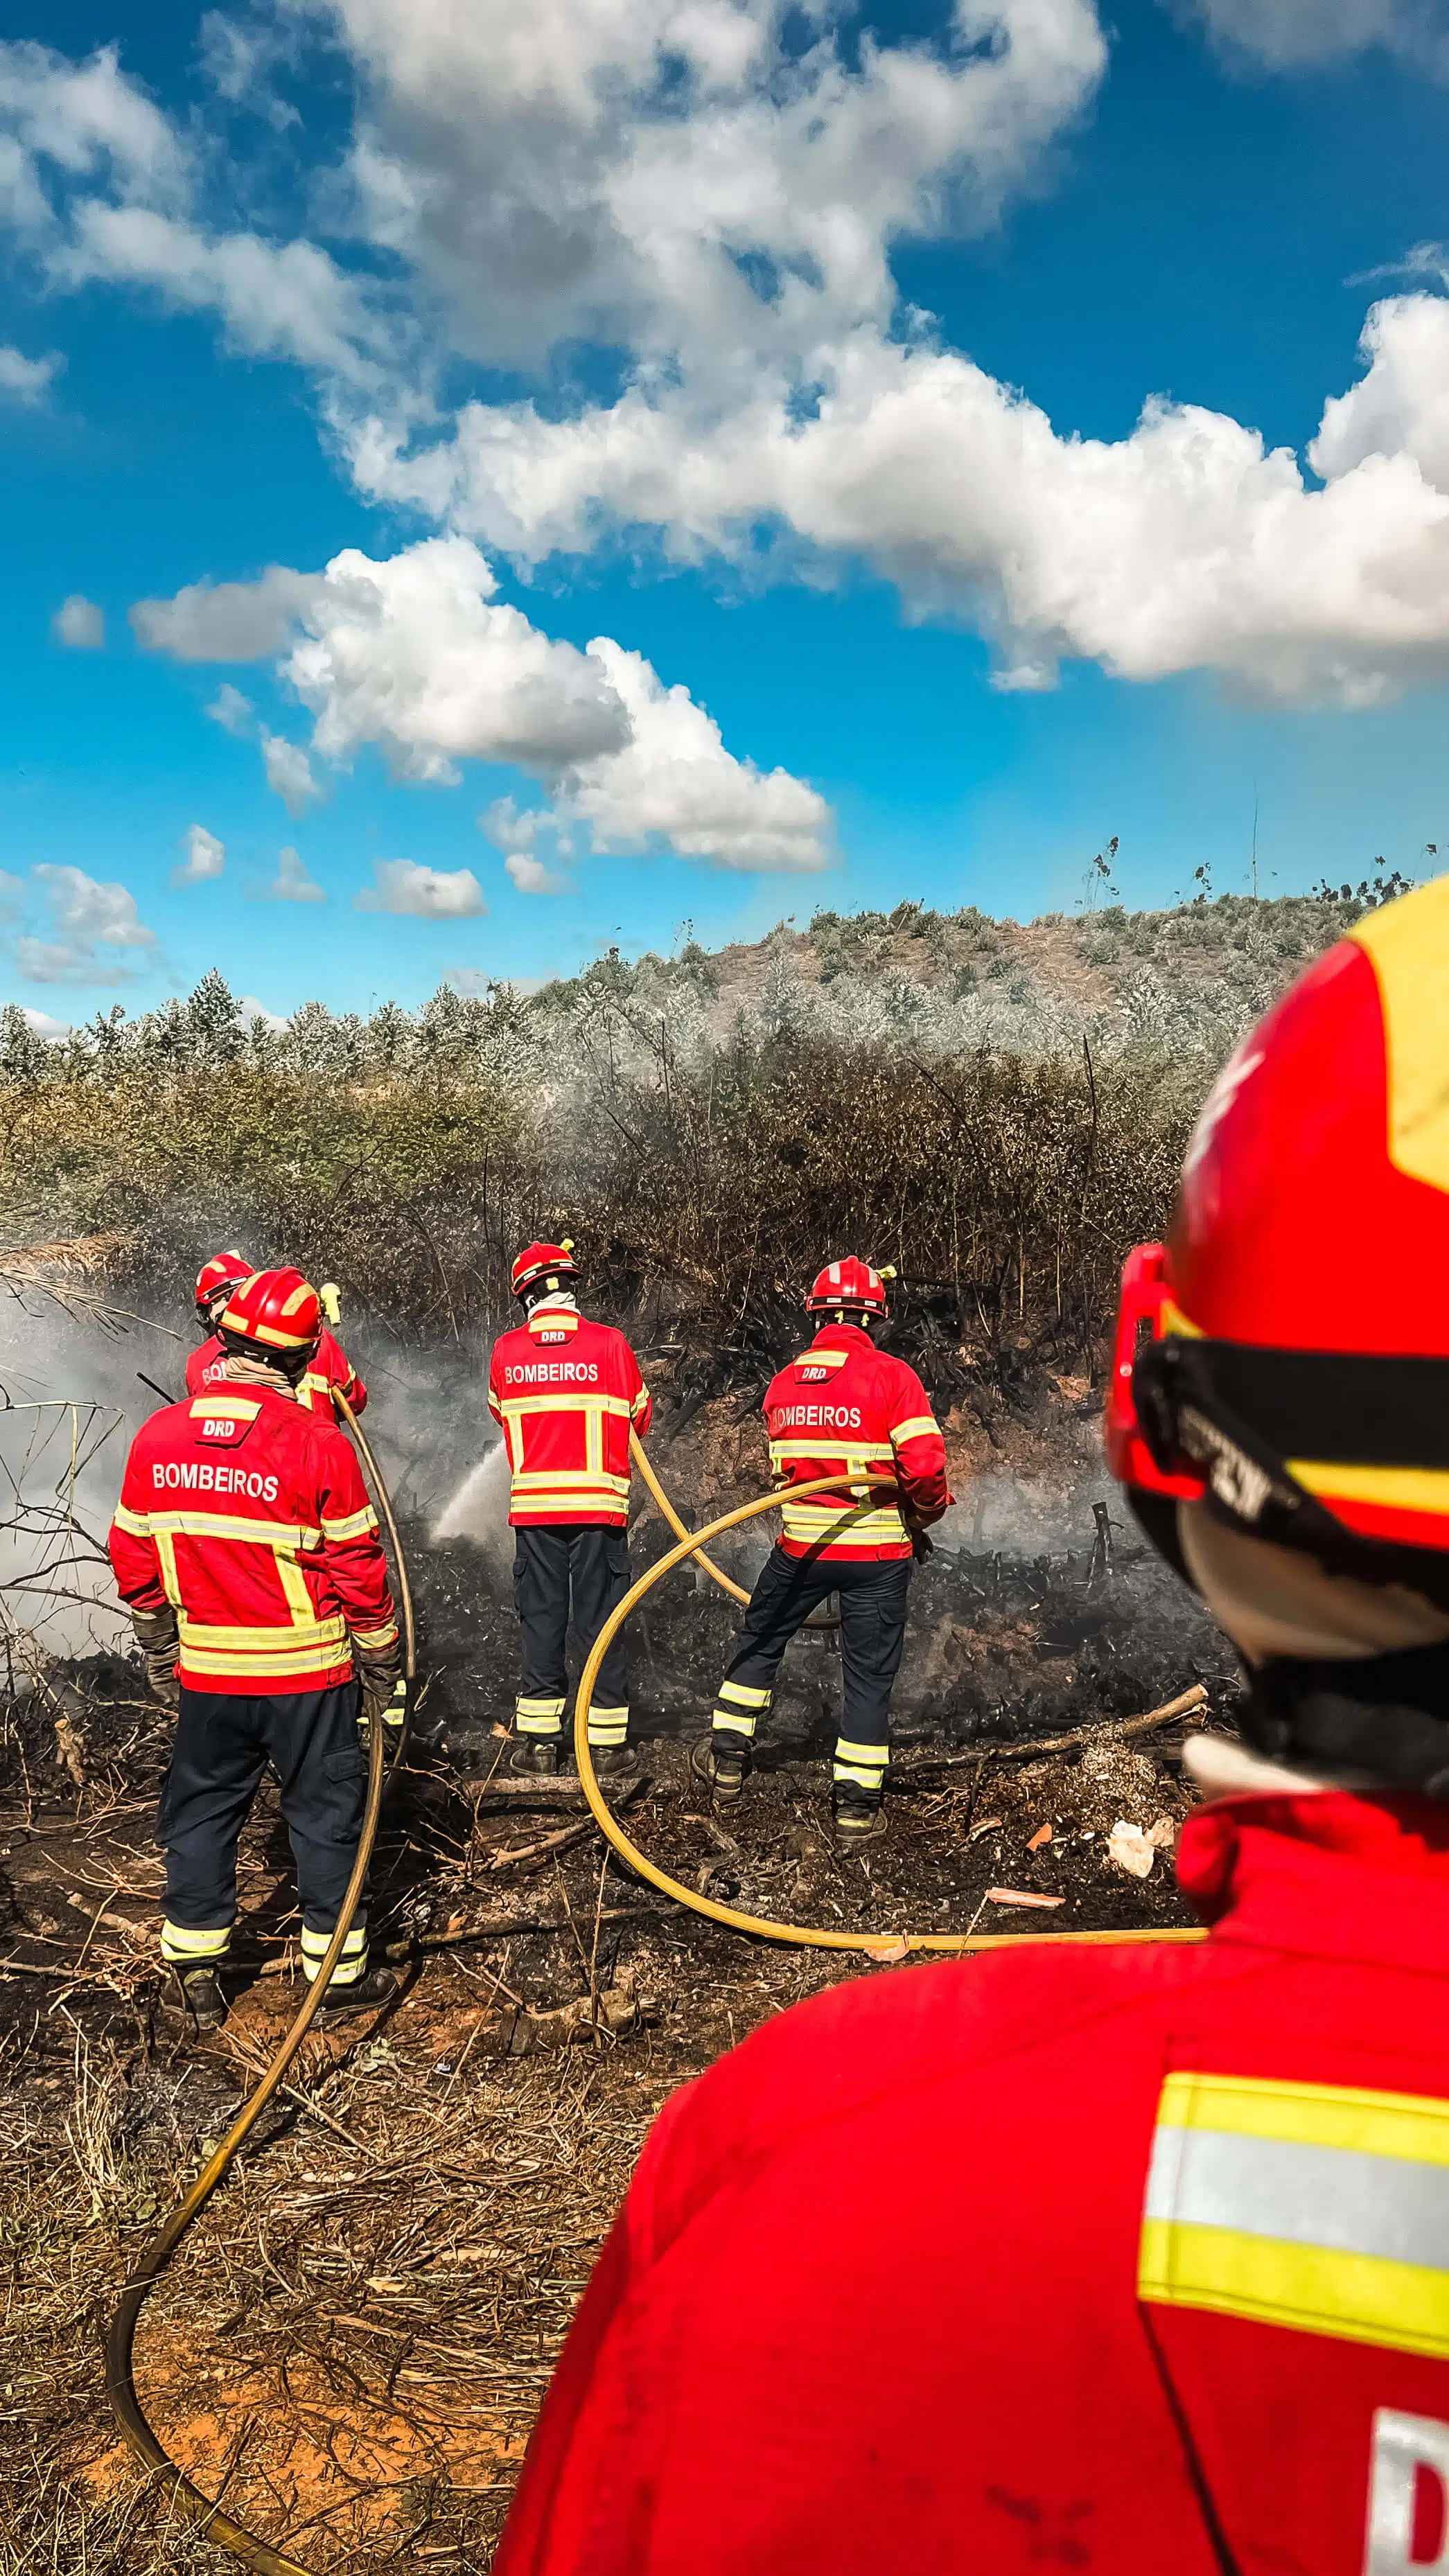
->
3, 0, 1449, 1023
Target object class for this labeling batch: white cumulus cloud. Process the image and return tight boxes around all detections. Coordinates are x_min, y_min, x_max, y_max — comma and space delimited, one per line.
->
10, 861, 157, 983
53, 593, 103, 648
265, 845, 325, 903
132, 566, 319, 661
261, 728, 321, 815
236, 992, 290, 1030
173, 822, 224, 885
1172, 0, 1449, 70
284, 537, 630, 783
0, 342, 56, 401
355, 857, 489, 917
137, 536, 830, 869
206, 680, 254, 734
484, 798, 572, 894
26, 12, 1449, 710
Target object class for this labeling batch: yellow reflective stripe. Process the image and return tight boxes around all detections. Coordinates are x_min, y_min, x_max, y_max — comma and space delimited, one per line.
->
1288, 1461, 1449, 1517
143, 1510, 322, 1549
349, 1619, 398, 1650
178, 1613, 346, 1648
301, 1924, 365, 1955
836, 1738, 888, 1766
719, 1680, 772, 1709
320, 1506, 378, 1542
834, 1761, 885, 1790
1158, 2071, 1449, 2167
500, 1393, 633, 1418
631, 1384, 651, 1418
1141, 2071, 1449, 2360
1159, 1296, 1203, 1339
782, 1504, 906, 1533
714, 1706, 758, 1736
112, 1501, 152, 1537
161, 1920, 231, 1959
586, 1705, 629, 1745
890, 1415, 939, 1446
189, 1395, 263, 1422
1139, 2218, 1449, 2362
180, 1643, 353, 1677
792, 1346, 849, 1370
517, 1695, 567, 1717
511, 1466, 629, 1487
770, 1440, 896, 1464
155, 1530, 182, 1608
272, 1545, 316, 1625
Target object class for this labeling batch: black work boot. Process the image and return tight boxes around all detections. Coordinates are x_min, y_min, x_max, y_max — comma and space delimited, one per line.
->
832, 1786, 887, 1850
510, 1735, 563, 1776
690, 1733, 748, 1803
591, 1742, 638, 1780
315, 1964, 399, 2021
173, 1965, 227, 2032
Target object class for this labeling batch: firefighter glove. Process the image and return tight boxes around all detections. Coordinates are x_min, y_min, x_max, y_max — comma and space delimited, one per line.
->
909, 1526, 935, 1566
360, 1677, 407, 1732
132, 1606, 181, 1709
354, 1639, 404, 1728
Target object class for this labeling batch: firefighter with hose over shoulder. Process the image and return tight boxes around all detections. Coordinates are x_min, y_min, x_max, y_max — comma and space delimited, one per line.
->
489, 1239, 651, 1777
692, 1255, 951, 1847
494, 872, 1449, 2576
108, 1267, 404, 2032
187, 1250, 369, 1423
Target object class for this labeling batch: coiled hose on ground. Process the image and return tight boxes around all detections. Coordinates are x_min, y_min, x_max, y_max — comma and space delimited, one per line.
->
103, 1390, 412, 2575
582, 1443, 1208, 1959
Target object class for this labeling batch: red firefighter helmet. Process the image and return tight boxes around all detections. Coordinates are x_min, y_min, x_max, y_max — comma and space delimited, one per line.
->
218, 1266, 323, 1359
1105, 874, 1449, 1594
511, 1239, 577, 1300
805, 1257, 896, 1318
195, 1250, 254, 1323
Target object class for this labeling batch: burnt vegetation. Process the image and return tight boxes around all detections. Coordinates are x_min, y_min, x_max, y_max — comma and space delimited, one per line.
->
0, 885, 1394, 1384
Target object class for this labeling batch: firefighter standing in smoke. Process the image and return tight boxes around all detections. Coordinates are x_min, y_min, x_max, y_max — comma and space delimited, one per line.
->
495, 874, 1449, 2576
188, 1251, 369, 1422
693, 1256, 950, 1846
108, 1268, 403, 2031
488, 1240, 651, 1777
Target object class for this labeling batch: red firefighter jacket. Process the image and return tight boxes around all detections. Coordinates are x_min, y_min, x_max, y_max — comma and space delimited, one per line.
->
763, 1323, 949, 1561
488, 1300, 651, 1527
495, 1789, 1449, 2576
108, 1385, 397, 1694
186, 1327, 367, 1422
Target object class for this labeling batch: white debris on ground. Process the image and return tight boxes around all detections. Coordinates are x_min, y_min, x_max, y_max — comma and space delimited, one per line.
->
1106, 1816, 1177, 1878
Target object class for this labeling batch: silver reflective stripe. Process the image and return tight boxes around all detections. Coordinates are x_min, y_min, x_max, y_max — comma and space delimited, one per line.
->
1145, 2124, 1449, 2273
1365, 2410, 1449, 2573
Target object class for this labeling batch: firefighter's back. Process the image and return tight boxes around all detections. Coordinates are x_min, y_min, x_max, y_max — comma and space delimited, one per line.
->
495, 1794, 1449, 2575
120, 1386, 362, 1692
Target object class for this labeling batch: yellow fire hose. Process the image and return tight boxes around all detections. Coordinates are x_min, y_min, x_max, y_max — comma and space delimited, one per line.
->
103, 1389, 413, 2575
579, 1464, 1207, 1958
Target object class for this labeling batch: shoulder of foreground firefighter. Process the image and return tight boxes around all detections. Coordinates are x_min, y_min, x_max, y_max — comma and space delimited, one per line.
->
626, 1942, 1202, 2256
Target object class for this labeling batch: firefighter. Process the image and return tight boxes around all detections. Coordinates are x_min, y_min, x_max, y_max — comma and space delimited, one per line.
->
109, 1267, 404, 2032
187, 1254, 368, 1422
493, 874, 1449, 2576
691, 1257, 949, 1847
488, 1240, 651, 1778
